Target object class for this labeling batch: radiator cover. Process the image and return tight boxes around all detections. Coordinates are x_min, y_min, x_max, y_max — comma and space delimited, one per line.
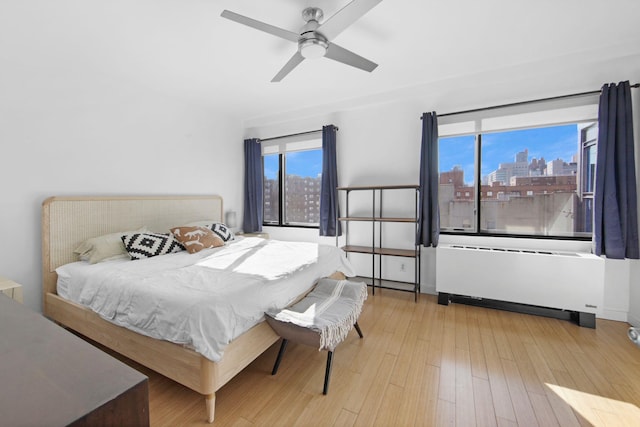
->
435, 244, 604, 315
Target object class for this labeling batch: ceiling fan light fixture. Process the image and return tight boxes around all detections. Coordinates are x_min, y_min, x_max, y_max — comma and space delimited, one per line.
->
299, 38, 328, 59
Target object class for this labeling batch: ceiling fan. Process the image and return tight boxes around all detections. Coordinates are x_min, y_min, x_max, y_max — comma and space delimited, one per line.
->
220, 0, 383, 82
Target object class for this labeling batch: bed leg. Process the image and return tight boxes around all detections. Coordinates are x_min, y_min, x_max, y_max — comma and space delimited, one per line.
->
205, 393, 215, 423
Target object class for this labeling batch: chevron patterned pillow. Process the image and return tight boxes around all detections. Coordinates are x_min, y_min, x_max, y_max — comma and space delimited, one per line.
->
121, 232, 184, 260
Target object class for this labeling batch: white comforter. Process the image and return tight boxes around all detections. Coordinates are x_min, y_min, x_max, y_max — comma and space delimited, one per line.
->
56, 237, 355, 362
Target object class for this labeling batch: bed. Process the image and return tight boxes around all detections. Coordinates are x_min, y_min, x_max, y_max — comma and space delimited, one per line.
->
41, 195, 353, 423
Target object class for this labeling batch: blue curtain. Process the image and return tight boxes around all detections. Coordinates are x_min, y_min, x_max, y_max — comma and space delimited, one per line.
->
593, 81, 639, 259
417, 112, 440, 247
319, 125, 341, 236
243, 138, 263, 233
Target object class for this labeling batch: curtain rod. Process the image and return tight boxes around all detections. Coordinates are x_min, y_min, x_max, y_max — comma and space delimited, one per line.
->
257, 126, 339, 142
421, 83, 640, 119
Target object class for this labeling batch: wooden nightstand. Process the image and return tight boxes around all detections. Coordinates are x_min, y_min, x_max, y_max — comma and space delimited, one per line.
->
0, 277, 23, 303
238, 232, 270, 239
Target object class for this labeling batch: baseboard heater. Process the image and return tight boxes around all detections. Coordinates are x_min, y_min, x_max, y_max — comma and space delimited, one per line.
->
435, 244, 605, 328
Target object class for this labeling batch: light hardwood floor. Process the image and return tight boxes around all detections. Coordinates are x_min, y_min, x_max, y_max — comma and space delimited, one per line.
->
119, 289, 640, 426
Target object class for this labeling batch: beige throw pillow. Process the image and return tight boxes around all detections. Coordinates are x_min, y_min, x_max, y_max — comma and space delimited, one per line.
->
74, 227, 148, 264
170, 226, 225, 254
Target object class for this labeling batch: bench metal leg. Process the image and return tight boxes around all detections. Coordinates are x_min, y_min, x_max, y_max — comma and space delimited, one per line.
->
354, 322, 363, 338
323, 350, 333, 395
270, 322, 363, 395
272, 339, 288, 375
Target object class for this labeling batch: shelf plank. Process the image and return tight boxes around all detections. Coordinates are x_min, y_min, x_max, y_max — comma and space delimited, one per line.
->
337, 184, 420, 191
338, 217, 417, 223
342, 245, 419, 258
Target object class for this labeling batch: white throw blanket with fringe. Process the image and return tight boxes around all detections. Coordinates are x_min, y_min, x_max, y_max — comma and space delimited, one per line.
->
269, 278, 368, 351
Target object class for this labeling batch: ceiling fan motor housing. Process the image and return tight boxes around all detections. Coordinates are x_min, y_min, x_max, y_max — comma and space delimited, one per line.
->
299, 8, 328, 58
301, 7, 324, 23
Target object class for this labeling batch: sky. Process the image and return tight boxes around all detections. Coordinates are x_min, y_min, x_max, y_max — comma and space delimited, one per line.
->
439, 123, 584, 185
263, 149, 323, 180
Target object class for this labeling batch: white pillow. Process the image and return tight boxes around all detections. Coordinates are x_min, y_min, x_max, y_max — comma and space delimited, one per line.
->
74, 227, 148, 264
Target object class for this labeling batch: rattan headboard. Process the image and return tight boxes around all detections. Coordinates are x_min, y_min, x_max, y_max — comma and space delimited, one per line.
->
41, 195, 223, 298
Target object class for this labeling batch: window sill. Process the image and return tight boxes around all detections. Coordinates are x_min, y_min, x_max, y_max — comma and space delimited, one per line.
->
439, 230, 591, 241
263, 224, 319, 229
438, 233, 592, 254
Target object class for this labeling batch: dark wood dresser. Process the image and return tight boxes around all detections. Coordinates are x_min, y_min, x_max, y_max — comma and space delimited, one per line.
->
0, 294, 149, 426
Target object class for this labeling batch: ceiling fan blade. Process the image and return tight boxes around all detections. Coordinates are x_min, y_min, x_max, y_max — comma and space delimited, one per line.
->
220, 10, 299, 43
271, 52, 305, 82
318, 0, 383, 40
325, 43, 378, 73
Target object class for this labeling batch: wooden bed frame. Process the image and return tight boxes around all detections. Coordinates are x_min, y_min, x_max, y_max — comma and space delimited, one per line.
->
41, 195, 338, 423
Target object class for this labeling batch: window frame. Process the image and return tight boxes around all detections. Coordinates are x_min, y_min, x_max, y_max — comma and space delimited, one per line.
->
437, 96, 599, 241
261, 137, 323, 229
575, 122, 598, 235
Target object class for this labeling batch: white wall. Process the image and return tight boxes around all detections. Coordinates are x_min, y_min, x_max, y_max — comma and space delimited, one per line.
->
628, 88, 640, 326
630, 261, 640, 326
0, 83, 243, 312
244, 54, 640, 323
0, 1, 246, 312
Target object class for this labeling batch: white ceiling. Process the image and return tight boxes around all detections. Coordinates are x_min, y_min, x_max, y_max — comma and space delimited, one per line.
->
3, 0, 640, 122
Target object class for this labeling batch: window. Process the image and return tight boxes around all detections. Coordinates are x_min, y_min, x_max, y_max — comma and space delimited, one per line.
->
438, 135, 475, 230
576, 122, 598, 234
437, 95, 599, 239
263, 154, 280, 223
262, 135, 323, 227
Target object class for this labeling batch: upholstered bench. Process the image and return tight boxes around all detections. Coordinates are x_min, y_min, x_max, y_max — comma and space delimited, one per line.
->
265, 278, 367, 394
